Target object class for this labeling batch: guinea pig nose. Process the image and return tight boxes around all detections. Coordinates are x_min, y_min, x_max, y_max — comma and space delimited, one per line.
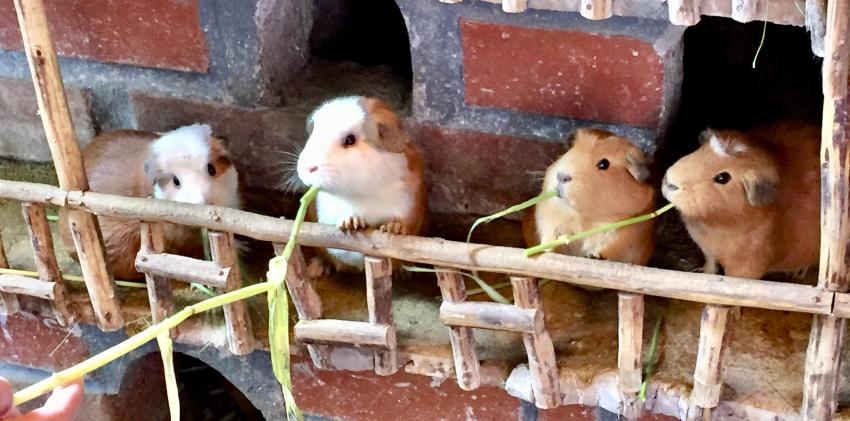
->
663, 178, 679, 191
557, 172, 572, 183
308, 166, 318, 173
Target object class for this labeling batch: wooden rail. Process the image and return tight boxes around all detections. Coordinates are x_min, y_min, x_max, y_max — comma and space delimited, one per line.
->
0, 179, 835, 316
13, 0, 123, 330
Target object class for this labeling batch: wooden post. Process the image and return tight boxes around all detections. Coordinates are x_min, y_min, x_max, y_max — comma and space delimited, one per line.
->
511, 277, 561, 409
139, 222, 174, 325
667, 0, 700, 25
687, 305, 731, 421
730, 0, 758, 22
802, 0, 850, 417
502, 0, 528, 13
0, 232, 20, 315
618, 293, 644, 419
365, 256, 398, 375
273, 243, 330, 369
436, 270, 481, 391
806, 0, 828, 57
22, 202, 72, 325
580, 0, 613, 20
209, 231, 254, 355
13, 0, 123, 330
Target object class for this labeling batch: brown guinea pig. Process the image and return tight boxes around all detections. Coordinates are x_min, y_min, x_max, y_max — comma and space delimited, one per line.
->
661, 120, 820, 279
522, 128, 656, 265
296, 96, 427, 278
59, 124, 241, 280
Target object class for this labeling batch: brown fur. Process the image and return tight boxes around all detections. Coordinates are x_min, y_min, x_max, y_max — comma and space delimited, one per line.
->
58, 130, 206, 280
662, 120, 820, 279
522, 128, 656, 265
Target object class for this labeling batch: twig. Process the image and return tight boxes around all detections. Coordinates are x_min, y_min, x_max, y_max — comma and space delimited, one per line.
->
0, 267, 146, 289
403, 265, 511, 304
752, 3, 769, 69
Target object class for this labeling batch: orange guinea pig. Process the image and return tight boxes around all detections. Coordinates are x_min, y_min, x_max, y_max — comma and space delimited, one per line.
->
661, 120, 820, 279
59, 124, 241, 280
523, 128, 656, 265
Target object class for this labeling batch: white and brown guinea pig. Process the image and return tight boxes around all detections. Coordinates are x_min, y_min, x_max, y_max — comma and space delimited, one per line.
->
522, 128, 656, 265
662, 120, 820, 279
296, 96, 426, 278
59, 124, 240, 280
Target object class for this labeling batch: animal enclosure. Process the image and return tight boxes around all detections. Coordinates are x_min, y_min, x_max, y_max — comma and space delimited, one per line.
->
0, 0, 849, 420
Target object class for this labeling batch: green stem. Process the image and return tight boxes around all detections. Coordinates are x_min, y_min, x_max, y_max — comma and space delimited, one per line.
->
466, 191, 555, 243
639, 314, 664, 401
525, 203, 675, 257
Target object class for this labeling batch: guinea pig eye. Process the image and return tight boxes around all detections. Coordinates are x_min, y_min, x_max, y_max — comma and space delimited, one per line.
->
343, 134, 356, 147
207, 163, 217, 177
713, 172, 731, 184
172, 176, 181, 188
596, 158, 610, 170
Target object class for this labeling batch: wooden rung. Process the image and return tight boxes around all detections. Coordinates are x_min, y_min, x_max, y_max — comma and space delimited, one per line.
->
730, 0, 758, 22
511, 277, 561, 409
209, 231, 254, 355
0, 233, 20, 315
687, 305, 731, 420
436, 270, 481, 391
135, 252, 229, 289
667, 0, 700, 25
440, 301, 541, 333
139, 222, 174, 325
365, 256, 398, 375
273, 242, 330, 369
294, 319, 395, 348
580, 0, 613, 20
22, 202, 72, 325
0, 274, 57, 299
502, 0, 527, 13
618, 293, 644, 419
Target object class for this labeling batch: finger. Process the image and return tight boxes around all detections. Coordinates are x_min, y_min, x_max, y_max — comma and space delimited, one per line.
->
0, 377, 20, 418
19, 378, 84, 421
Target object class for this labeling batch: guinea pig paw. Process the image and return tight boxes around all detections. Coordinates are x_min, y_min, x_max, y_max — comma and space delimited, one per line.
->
306, 257, 333, 279
339, 215, 369, 231
379, 220, 408, 235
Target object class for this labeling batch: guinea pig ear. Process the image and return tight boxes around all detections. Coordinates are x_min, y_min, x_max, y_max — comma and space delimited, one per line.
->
143, 158, 158, 185
209, 137, 234, 174
564, 131, 578, 149
698, 129, 716, 145
742, 171, 778, 207
625, 149, 651, 182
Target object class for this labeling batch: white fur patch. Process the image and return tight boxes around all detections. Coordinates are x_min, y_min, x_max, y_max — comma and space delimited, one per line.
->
309, 97, 368, 136
709, 135, 746, 156
151, 124, 212, 160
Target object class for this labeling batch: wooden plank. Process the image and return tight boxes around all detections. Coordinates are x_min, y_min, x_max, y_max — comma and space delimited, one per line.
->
0, 274, 56, 299
436, 270, 481, 391
22, 202, 72, 325
687, 305, 731, 421
730, 0, 758, 22
580, 0, 613, 20
502, 0, 527, 13
618, 293, 644, 419
0, 181, 838, 315
139, 222, 173, 325
13, 0, 123, 331
807, 0, 828, 57
135, 253, 229, 289
668, 0, 701, 25
511, 277, 561, 409
272, 242, 331, 369
365, 256, 398, 375
209, 231, 254, 355
294, 319, 394, 348
440, 301, 540, 333
803, 0, 850, 417
0, 232, 20, 315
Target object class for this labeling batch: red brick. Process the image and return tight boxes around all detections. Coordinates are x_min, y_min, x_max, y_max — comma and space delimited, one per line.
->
409, 123, 563, 217
0, 0, 208, 72
461, 20, 664, 128
291, 356, 520, 420
0, 313, 89, 370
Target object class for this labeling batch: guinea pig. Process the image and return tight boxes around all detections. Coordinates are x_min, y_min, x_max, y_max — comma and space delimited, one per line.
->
59, 124, 240, 280
296, 96, 427, 278
661, 120, 820, 279
522, 128, 656, 265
